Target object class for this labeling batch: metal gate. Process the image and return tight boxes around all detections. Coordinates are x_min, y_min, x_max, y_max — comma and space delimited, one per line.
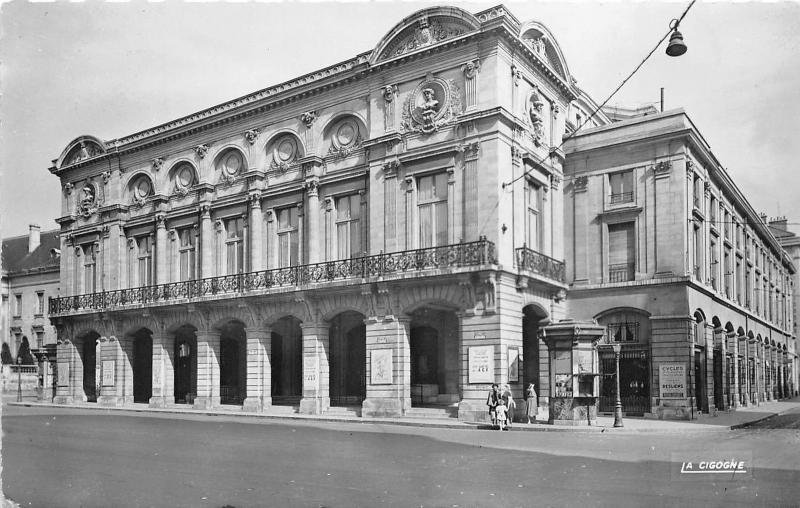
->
599, 345, 651, 415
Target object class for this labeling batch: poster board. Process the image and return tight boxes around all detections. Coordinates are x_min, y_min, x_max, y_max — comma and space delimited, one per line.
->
102, 360, 115, 387
507, 347, 519, 382
370, 348, 393, 385
57, 362, 69, 387
303, 356, 319, 390
468, 345, 494, 384
659, 363, 687, 399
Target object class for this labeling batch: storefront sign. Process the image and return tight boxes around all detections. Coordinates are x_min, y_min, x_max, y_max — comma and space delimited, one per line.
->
659, 363, 687, 399
507, 347, 519, 382
102, 360, 115, 386
303, 356, 319, 390
57, 362, 69, 387
468, 345, 494, 384
370, 349, 393, 385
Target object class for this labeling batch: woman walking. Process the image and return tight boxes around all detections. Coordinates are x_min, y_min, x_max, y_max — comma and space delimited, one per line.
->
526, 382, 538, 424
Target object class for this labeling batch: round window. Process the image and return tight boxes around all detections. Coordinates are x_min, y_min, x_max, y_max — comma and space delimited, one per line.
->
276, 137, 297, 162
336, 121, 357, 147
134, 177, 152, 199
222, 151, 242, 176
177, 165, 194, 188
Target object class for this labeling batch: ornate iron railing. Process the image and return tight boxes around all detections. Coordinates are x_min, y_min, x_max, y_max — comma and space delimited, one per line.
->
514, 246, 566, 283
50, 239, 496, 315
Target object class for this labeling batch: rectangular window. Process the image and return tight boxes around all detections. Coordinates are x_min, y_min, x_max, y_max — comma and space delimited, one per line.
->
693, 175, 702, 209
608, 170, 634, 204
336, 194, 362, 259
35, 331, 44, 349
709, 237, 718, 290
36, 292, 44, 316
178, 228, 196, 281
524, 180, 543, 250
693, 225, 703, 279
418, 173, 448, 248
710, 196, 717, 222
608, 222, 635, 282
137, 236, 153, 286
277, 206, 299, 268
83, 244, 97, 293
14, 294, 22, 317
724, 250, 732, 299
225, 217, 245, 275
736, 259, 743, 304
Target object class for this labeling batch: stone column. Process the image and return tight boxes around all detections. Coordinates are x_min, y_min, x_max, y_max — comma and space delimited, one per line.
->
194, 330, 221, 409
299, 322, 330, 415
243, 327, 271, 412
150, 332, 175, 408
249, 194, 263, 272
155, 213, 168, 284
305, 180, 320, 264
54, 338, 78, 404
747, 337, 758, 405
727, 331, 739, 407
200, 205, 214, 279
362, 316, 411, 418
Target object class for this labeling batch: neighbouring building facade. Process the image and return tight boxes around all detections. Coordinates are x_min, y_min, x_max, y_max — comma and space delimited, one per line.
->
768, 217, 800, 397
565, 111, 796, 418
46, 4, 796, 422
1, 225, 60, 395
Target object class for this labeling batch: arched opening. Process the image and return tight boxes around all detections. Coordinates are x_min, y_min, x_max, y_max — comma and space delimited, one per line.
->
522, 305, 548, 400
329, 311, 366, 407
78, 331, 100, 403
409, 307, 459, 407
219, 321, 247, 405
271, 316, 303, 405
174, 325, 197, 405
596, 308, 652, 415
131, 328, 153, 403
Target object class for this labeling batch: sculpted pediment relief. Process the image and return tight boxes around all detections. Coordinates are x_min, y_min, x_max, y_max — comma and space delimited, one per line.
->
379, 16, 472, 61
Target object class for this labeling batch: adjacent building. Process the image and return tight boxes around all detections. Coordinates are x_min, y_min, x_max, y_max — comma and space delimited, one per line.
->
45, 4, 796, 422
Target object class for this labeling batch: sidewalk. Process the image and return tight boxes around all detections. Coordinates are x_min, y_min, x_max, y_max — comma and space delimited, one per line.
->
6, 396, 800, 433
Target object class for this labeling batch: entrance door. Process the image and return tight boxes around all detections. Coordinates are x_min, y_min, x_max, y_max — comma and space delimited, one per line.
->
175, 340, 192, 404
599, 345, 650, 415
83, 340, 97, 402
133, 337, 153, 403
694, 349, 706, 413
220, 338, 240, 405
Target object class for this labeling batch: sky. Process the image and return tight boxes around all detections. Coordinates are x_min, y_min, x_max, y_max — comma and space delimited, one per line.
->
1, 0, 799, 238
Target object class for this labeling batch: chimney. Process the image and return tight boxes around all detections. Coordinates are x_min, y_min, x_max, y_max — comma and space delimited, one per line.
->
769, 216, 788, 232
28, 224, 41, 253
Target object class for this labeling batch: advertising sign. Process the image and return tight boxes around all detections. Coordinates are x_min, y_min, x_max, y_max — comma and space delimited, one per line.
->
102, 360, 115, 387
468, 345, 494, 384
370, 349, 393, 385
57, 362, 69, 387
303, 356, 319, 390
659, 363, 687, 399
507, 347, 519, 382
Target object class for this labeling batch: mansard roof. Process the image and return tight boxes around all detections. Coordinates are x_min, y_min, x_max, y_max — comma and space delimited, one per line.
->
1, 230, 60, 277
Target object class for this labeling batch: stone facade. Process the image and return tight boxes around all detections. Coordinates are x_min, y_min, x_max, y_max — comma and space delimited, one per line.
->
564, 111, 797, 418
47, 6, 569, 421
45, 5, 797, 422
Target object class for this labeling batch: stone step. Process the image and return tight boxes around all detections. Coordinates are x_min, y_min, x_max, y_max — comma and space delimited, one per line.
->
324, 406, 362, 417
267, 405, 299, 414
404, 406, 459, 419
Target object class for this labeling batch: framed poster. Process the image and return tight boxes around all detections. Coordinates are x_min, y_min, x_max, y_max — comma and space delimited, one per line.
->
370, 349, 393, 385
303, 356, 319, 390
659, 363, 687, 399
102, 360, 115, 387
468, 345, 494, 384
57, 362, 69, 387
507, 347, 520, 382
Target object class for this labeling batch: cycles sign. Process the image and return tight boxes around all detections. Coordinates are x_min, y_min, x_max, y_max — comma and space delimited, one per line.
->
659, 363, 687, 399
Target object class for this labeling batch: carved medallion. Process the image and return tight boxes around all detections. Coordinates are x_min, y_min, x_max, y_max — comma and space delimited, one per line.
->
328, 119, 363, 159
270, 136, 299, 173
400, 77, 462, 135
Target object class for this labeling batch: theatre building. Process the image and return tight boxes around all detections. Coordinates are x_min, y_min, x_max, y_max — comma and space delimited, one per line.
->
564, 109, 796, 418
48, 5, 574, 421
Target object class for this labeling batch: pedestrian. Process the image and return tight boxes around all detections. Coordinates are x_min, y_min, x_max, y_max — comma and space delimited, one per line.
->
526, 382, 538, 424
486, 383, 499, 428
495, 399, 508, 430
501, 384, 516, 428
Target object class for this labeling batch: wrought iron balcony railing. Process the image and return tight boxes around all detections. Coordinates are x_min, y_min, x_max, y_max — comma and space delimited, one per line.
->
49, 239, 497, 315
609, 191, 634, 204
514, 246, 566, 283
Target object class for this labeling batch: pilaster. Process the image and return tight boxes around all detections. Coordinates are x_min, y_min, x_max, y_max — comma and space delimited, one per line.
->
299, 322, 330, 415
242, 327, 272, 412
194, 330, 221, 409
362, 316, 411, 417
150, 332, 175, 407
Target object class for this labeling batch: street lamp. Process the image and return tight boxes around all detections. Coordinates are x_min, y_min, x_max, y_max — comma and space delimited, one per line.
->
612, 343, 624, 428
666, 19, 688, 57
16, 356, 23, 403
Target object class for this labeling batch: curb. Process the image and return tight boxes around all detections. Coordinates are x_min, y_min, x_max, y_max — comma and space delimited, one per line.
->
6, 400, 767, 433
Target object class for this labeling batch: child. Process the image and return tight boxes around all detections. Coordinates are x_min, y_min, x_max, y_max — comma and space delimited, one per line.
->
495, 398, 508, 431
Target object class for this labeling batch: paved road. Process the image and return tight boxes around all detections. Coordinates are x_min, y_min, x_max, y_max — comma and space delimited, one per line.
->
742, 405, 800, 430
3, 405, 800, 508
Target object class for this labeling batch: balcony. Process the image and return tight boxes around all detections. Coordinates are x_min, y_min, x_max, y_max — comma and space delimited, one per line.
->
608, 262, 635, 283
50, 240, 497, 316
609, 192, 634, 205
514, 246, 566, 283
